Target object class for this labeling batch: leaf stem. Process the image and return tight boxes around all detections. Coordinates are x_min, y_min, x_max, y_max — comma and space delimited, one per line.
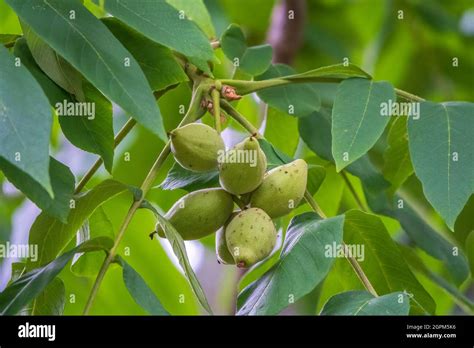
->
343, 242, 378, 296
221, 100, 379, 297
211, 84, 221, 133
220, 100, 262, 138
340, 171, 368, 211
83, 85, 206, 314
394, 88, 425, 102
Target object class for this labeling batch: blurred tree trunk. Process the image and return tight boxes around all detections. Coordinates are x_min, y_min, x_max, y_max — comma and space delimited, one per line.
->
267, 0, 307, 64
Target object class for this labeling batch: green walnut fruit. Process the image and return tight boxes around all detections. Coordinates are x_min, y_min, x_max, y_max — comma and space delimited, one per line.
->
250, 159, 308, 218
157, 188, 234, 240
215, 213, 238, 265
219, 137, 267, 195
225, 208, 277, 268
170, 123, 225, 172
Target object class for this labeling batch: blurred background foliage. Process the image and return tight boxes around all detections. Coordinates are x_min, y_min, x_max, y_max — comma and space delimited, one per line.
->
0, 0, 473, 315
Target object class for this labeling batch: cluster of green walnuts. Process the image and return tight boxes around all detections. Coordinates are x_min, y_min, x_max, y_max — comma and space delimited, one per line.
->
155, 122, 308, 268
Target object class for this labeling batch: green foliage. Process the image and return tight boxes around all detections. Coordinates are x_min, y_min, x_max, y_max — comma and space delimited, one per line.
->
237, 213, 344, 315
221, 24, 272, 76
321, 291, 410, 315
6, 0, 167, 141
332, 78, 395, 171
408, 101, 474, 229
116, 255, 170, 315
0, 237, 112, 315
0, 45, 53, 195
0, 0, 471, 317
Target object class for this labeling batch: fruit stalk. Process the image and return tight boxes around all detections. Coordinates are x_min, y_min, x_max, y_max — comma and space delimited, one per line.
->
221, 100, 379, 297
211, 83, 222, 133
83, 84, 206, 314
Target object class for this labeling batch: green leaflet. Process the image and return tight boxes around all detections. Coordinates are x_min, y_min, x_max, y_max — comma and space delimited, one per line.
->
256, 64, 320, 117
103, 17, 188, 92
383, 117, 414, 193
27, 180, 129, 270
0, 237, 113, 315
321, 291, 410, 315
343, 210, 436, 314
160, 161, 219, 191
116, 255, 170, 315
332, 78, 395, 171
400, 245, 474, 313
13, 37, 70, 105
0, 45, 53, 195
408, 101, 474, 230
238, 213, 345, 315
0, 157, 74, 223
221, 24, 272, 76
58, 83, 115, 172
22, 23, 85, 101
104, 0, 213, 67
30, 278, 65, 315
167, 0, 215, 38
6, 0, 167, 141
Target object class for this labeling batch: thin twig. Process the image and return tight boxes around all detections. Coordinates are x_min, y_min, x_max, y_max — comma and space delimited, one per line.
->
340, 171, 368, 211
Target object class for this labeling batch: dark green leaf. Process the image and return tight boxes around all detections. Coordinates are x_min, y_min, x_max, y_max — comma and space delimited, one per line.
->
307, 165, 326, 195
258, 138, 293, 167
167, 0, 215, 38
13, 37, 70, 105
116, 255, 169, 315
332, 78, 395, 171
382, 117, 413, 193
160, 161, 219, 191
343, 210, 436, 314
142, 201, 213, 314
0, 45, 53, 195
104, 0, 213, 65
58, 83, 114, 172
103, 17, 188, 92
321, 291, 410, 315
22, 23, 84, 100
221, 24, 272, 76
408, 101, 474, 229
400, 245, 474, 313
387, 198, 469, 286
30, 278, 65, 315
7, 0, 166, 140
237, 213, 345, 315
0, 157, 74, 223
256, 64, 320, 117
0, 237, 113, 315
27, 180, 129, 270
